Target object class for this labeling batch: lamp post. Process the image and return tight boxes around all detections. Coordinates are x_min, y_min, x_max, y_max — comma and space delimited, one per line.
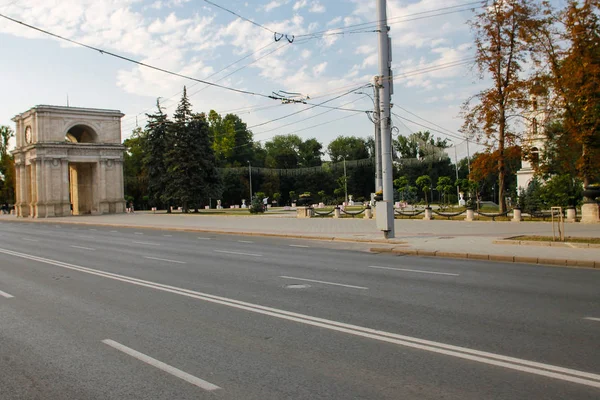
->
448, 139, 460, 204
343, 156, 348, 204
247, 161, 253, 201
466, 137, 471, 175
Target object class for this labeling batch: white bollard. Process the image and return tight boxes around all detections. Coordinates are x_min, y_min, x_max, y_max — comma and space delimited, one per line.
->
465, 208, 475, 222
565, 207, 576, 223
334, 207, 341, 219
512, 208, 522, 222
423, 207, 432, 220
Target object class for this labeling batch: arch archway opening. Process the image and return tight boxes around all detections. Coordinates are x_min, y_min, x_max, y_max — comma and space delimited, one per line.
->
65, 124, 98, 143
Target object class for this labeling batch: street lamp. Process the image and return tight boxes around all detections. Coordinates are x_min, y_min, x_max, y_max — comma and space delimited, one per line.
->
447, 138, 460, 204
247, 161, 253, 201
343, 156, 348, 204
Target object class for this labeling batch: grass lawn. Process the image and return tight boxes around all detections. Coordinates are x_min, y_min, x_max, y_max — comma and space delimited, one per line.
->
511, 235, 600, 244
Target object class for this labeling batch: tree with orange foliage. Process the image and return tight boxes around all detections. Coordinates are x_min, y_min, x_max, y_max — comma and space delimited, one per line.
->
469, 146, 522, 202
462, 0, 547, 212
533, 0, 600, 186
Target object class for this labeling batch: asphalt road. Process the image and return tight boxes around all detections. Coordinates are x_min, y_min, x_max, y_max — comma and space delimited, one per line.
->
1, 220, 599, 399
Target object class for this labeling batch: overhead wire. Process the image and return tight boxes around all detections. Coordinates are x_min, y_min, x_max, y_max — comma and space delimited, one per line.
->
124, 55, 478, 135
248, 85, 371, 130
253, 96, 368, 137
121, 41, 292, 131
121, 40, 282, 127
296, 1, 485, 39
201, 0, 295, 42
391, 111, 488, 148
0, 12, 284, 102
202, 0, 276, 34
229, 112, 365, 151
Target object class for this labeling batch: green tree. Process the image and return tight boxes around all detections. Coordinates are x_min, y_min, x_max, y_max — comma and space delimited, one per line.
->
123, 127, 148, 209
416, 175, 432, 205
165, 88, 222, 212
436, 176, 454, 205
462, 0, 546, 212
394, 131, 448, 159
327, 135, 369, 162
208, 110, 236, 166
223, 113, 254, 166
264, 135, 302, 169
0, 125, 15, 204
394, 176, 409, 201
144, 99, 171, 210
539, 174, 583, 208
298, 138, 322, 167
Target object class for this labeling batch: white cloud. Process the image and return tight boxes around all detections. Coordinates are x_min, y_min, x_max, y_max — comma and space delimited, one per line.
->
149, 1, 163, 10
343, 16, 361, 26
307, 22, 319, 32
327, 16, 342, 26
309, 1, 325, 13
147, 13, 193, 34
355, 45, 372, 55
319, 30, 339, 48
312, 62, 327, 76
262, 1, 283, 12
293, 0, 307, 11
0, 0, 481, 148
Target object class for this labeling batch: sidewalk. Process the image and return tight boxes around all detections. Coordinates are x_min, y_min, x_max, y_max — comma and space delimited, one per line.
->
1, 212, 599, 268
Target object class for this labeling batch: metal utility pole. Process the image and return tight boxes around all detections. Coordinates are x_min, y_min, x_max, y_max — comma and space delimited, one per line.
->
343, 157, 348, 204
451, 143, 460, 201
466, 138, 471, 175
376, 0, 395, 238
373, 77, 382, 193
248, 161, 253, 201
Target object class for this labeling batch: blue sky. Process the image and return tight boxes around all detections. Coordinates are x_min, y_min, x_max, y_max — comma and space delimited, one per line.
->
0, 0, 526, 160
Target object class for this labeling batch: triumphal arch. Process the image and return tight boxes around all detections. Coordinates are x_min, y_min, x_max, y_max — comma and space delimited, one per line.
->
11, 105, 126, 217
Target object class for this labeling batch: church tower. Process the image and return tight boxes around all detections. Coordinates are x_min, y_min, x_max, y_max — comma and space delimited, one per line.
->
516, 86, 548, 193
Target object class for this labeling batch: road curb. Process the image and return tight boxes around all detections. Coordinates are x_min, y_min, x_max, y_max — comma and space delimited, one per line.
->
369, 247, 599, 270
1, 218, 406, 246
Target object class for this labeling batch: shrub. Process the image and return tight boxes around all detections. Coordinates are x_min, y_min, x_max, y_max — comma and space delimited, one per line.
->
249, 196, 265, 214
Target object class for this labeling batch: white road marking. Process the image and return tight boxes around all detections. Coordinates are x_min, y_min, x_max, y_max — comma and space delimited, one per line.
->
197, 237, 211, 240
79, 235, 96, 239
163, 235, 173, 237
70, 245, 96, 251
289, 245, 309, 248
110, 230, 118, 233
0, 289, 14, 298
214, 249, 262, 257
368, 265, 459, 277
132, 241, 160, 246
237, 240, 253, 243
21, 238, 38, 242
279, 276, 368, 290
144, 256, 186, 264
89, 229, 97, 231
584, 317, 600, 322
134, 232, 144, 235
2, 247, 600, 389
102, 339, 220, 391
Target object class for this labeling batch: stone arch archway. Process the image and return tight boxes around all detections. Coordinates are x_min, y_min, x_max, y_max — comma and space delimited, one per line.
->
11, 105, 126, 218
65, 123, 99, 143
